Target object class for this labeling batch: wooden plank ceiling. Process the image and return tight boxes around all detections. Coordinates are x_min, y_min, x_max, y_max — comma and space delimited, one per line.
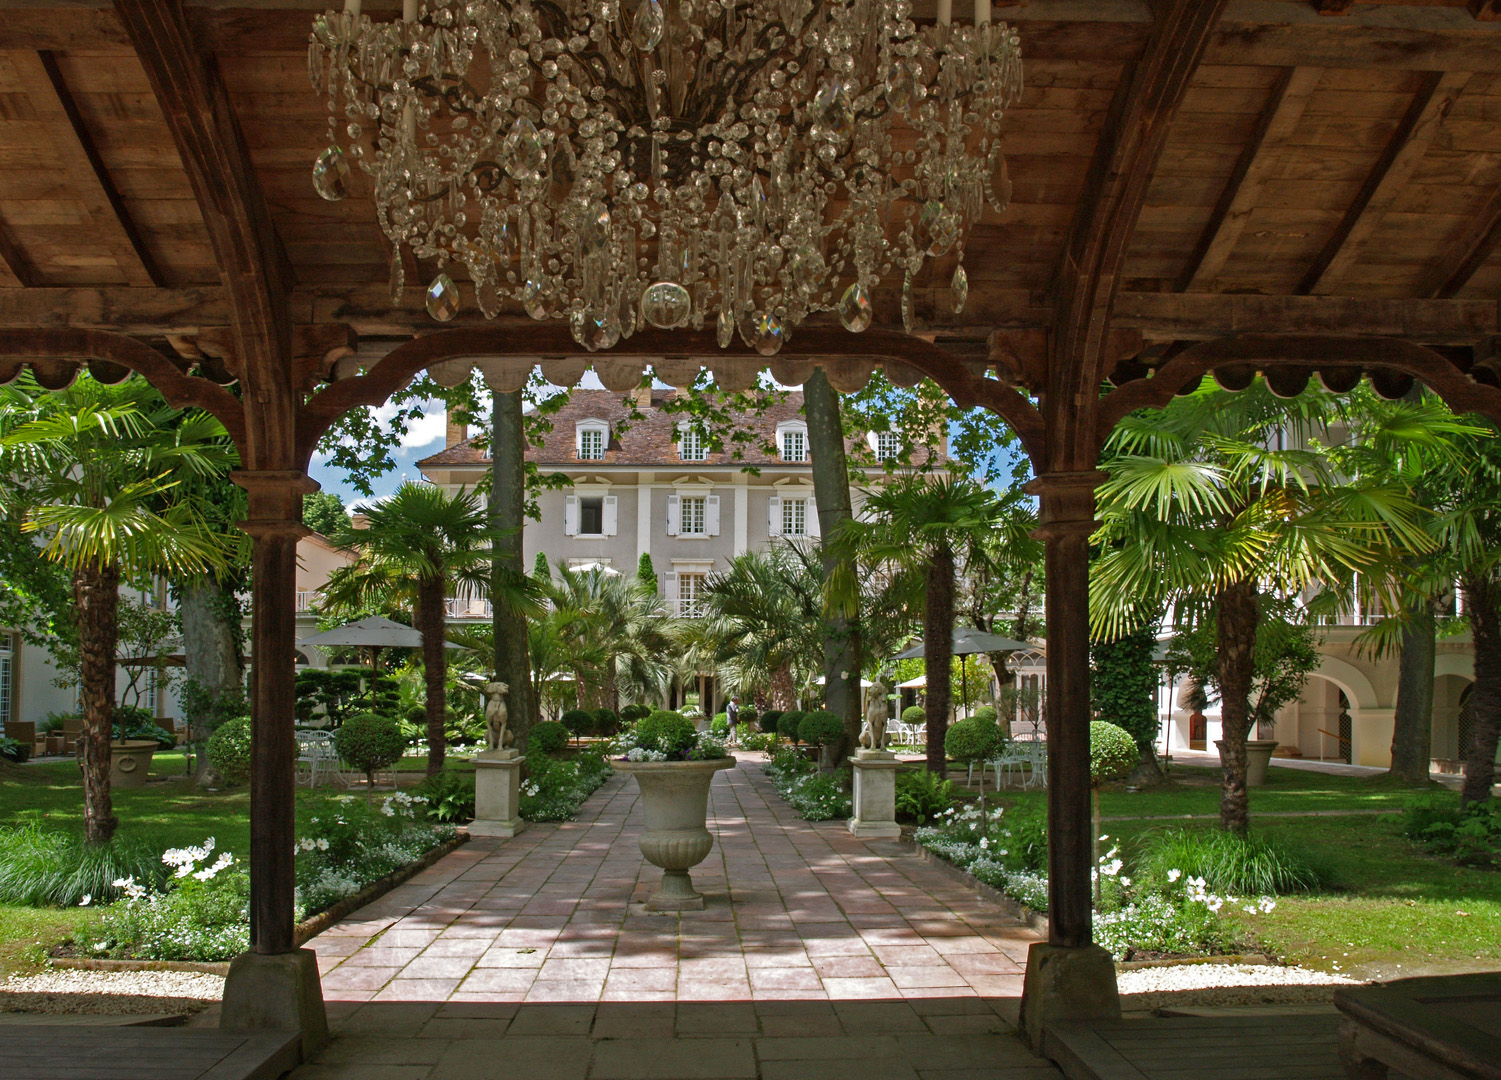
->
0, 0, 1496, 357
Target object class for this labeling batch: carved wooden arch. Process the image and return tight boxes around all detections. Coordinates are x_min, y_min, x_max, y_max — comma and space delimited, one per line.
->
296, 325, 1046, 470
0, 328, 247, 448
1094, 334, 1501, 454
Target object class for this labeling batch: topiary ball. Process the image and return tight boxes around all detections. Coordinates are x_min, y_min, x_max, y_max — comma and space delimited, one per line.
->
710, 713, 730, 736
799, 710, 844, 747
634, 710, 698, 757
901, 705, 926, 726
620, 703, 651, 724
1090, 720, 1138, 787
529, 720, 569, 755
944, 716, 1003, 764
334, 712, 406, 782
593, 708, 619, 737
777, 710, 805, 743
971, 704, 999, 725
206, 715, 253, 784
758, 709, 782, 734
561, 709, 595, 739
739, 706, 758, 727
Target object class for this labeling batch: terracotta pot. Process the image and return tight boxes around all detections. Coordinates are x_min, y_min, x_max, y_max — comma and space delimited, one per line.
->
1216, 738, 1279, 787
612, 757, 736, 911
108, 740, 159, 788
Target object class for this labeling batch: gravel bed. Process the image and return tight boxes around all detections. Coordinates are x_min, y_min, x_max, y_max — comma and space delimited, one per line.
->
1119, 963, 1360, 1011
0, 970, 223, 1016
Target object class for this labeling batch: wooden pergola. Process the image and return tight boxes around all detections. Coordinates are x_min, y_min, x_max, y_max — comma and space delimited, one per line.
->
3, 0, 1501, 1057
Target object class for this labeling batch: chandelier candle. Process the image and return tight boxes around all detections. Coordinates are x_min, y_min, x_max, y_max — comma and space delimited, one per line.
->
309, 0, 1021, 349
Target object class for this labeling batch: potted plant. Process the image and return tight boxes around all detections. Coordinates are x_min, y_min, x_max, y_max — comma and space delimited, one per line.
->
93, 706, 172, 789
612, 709, 735, 911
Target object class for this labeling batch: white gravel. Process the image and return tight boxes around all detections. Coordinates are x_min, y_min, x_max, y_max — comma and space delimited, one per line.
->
0, 970, 223, 1016
1118, 962, 1359, 1011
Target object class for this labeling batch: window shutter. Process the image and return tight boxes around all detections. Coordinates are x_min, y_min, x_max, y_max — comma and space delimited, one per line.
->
767, 496, 782, 536
564, 495, 579, 537
705, 495, 720, 536
666, 493, 680, 536
602, 495, 618, 536
807, 498, 822, 538
663, 571, 679, 614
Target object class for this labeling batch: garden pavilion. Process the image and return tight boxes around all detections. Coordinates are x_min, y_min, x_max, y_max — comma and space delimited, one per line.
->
2, 0, 1501, 1073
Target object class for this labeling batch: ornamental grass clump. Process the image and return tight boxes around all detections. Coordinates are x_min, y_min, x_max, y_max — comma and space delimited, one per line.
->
1134, 827, 1328, 894
0, 824, 165, 907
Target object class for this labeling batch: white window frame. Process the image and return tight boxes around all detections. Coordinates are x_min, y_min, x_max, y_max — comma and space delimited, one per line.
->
666, 487, 720, 538
678, 425, 708, 462
564, 490, 618, 537
680, 495, 707, 536
0, 633, 13, 733
777, 421, 809, 463
781, 496, 808, 536
576, 419, 609, 461
871, 429, 902, 461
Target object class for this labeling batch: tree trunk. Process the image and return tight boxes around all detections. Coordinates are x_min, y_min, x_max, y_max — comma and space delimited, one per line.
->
491, 389, 536, 748
769, 664, 796, 711
1387, 597, 1437, 785
1216, 577, 1259, 834
1012, 568, 1035, 641
924, 544, 955, 774
417, 579, 448, 775
179, 576, 243, 784
804, 368, 861, 766
1461, 570, 1501, 806
74, 560, 120, 845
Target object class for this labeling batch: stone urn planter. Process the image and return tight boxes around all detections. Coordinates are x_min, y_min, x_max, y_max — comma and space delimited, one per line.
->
1216, 738, 1279, 787
613, 757, 736, 911
108, 739, 159, 788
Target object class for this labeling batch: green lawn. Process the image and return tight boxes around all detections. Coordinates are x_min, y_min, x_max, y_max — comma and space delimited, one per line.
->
976, 765, 1501, 977
0, 752, 422, 976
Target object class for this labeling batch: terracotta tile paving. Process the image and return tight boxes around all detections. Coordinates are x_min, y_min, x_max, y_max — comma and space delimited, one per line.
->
292, 757, 1059, 1079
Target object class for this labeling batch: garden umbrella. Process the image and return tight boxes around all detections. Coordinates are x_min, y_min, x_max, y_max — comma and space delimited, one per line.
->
893, 627, 1034, 715
299, 615, 463, 676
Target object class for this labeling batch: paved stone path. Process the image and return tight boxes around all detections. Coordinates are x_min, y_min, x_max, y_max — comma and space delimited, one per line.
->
291, 757, 1059, 1079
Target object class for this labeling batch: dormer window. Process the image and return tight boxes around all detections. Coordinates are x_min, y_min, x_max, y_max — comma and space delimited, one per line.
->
873, 430, 902, 461
679, 426, 708, 462
776, 420, 809, 462
576, 419, 609, 461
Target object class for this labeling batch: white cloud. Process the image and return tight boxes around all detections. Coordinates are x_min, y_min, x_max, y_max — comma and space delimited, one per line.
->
367, 398, 447, 449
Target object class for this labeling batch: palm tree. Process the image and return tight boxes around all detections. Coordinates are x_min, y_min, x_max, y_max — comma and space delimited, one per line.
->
828, 474, 1003, 773
0, 375, 233, 844
683, 544, 828, 711
545, 563, 671, 710
1091, 378, 1434, 833
324, 482, 496, 775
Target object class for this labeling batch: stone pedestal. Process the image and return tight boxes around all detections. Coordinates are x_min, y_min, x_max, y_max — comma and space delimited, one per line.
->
1018, 942, 1121, 1054
221, 948, 328, 1056
848, 749, 902, 840
470, 749, 525, 838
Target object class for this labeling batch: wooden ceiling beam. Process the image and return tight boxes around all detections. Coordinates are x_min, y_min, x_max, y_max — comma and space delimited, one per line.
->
116, 0, 296, 469
0, 218, 39, 288
0, 286, 1493, 345
1418, 184, 1501, 299
1299, 69, 1472, 296
1048, 0, 1229, 469
19, 50, 164, 288
1178, 66, 1322, 292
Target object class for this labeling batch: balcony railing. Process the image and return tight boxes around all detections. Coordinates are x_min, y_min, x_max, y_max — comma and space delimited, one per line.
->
445, 598, 492, 618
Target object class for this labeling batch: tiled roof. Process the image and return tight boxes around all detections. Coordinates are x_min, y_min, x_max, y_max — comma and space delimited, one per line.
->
417, 389, 945, 469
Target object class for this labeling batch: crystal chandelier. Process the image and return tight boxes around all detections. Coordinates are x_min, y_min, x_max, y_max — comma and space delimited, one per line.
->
309, 0, 1021, 354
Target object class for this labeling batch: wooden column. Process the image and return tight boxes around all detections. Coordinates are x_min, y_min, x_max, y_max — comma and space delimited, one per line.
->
1030, 472, 1106, 949
234, 471, 316, 956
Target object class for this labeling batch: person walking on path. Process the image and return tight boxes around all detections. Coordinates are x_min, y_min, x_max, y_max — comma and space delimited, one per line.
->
726, 696, 740, 746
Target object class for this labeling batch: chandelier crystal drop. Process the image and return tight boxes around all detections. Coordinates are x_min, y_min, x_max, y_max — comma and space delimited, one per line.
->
309, 0, 1022, 347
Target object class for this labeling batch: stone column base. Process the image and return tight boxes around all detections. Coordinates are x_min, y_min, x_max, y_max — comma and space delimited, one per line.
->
849, 749, 902, 840
221, 948, 328, 1057
472, 749, 526, 838
1018, 941, 1120, 1055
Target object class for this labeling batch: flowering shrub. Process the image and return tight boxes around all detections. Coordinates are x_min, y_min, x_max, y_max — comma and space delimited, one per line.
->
763, 748, 851, 821
617, 711, 728, 762
520, 752, 612, 822
294, 791, 456, 914
87, 839, 250, 961
914, 806, 1280, 960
